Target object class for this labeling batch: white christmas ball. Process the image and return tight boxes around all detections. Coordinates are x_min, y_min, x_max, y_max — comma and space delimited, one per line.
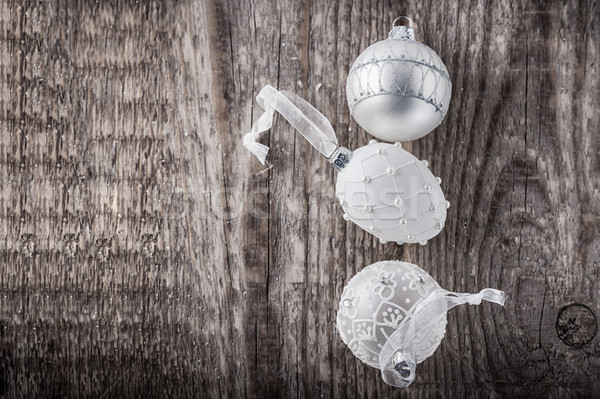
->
346, 25, 452, 142
336, 260, 447, 369
335, 141, 447, 244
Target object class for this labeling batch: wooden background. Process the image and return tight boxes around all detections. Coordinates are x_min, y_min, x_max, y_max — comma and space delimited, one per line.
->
0, 0, 599, 397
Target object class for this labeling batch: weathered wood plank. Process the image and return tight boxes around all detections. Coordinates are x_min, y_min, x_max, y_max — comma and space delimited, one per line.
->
0, 0, 598, 398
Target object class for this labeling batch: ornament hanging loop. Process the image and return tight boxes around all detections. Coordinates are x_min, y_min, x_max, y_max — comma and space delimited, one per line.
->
392, 16, 413, 28
389, 16, 415, 40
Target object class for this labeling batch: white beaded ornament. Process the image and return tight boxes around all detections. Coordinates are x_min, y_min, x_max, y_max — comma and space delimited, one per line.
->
336, 260, 506, 388
347, 17, 452, 142
336, 140, 447, 245
243, 86, 449, 245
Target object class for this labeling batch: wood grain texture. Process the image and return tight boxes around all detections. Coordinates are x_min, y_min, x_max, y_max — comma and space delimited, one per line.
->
0, 0, 599, 397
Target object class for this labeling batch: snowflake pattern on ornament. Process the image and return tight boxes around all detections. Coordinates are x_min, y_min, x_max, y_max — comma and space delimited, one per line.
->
370, 270, 397, 299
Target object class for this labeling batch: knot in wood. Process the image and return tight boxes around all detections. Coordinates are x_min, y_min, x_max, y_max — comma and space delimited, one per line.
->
556, 304, 597, 347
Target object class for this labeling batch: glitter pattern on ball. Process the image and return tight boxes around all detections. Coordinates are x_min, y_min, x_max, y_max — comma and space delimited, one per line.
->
335, 141, 447, 244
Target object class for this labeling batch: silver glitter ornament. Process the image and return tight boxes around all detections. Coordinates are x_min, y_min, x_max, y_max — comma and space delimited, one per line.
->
346, 17, 452, 142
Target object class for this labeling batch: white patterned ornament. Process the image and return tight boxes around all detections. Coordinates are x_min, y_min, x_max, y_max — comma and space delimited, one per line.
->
347, 17, 452, 142
336, 260, 506, 388
243, 85, 447, 245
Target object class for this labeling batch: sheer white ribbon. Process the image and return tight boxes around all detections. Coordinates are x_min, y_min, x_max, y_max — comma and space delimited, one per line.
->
379, 288, 506, 387
243, 85, 339, 164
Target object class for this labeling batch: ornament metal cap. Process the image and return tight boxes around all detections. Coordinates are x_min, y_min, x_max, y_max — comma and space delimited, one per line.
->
389, 16, 415, 40
392, 351, 415, 382
325, 143, 352, 172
